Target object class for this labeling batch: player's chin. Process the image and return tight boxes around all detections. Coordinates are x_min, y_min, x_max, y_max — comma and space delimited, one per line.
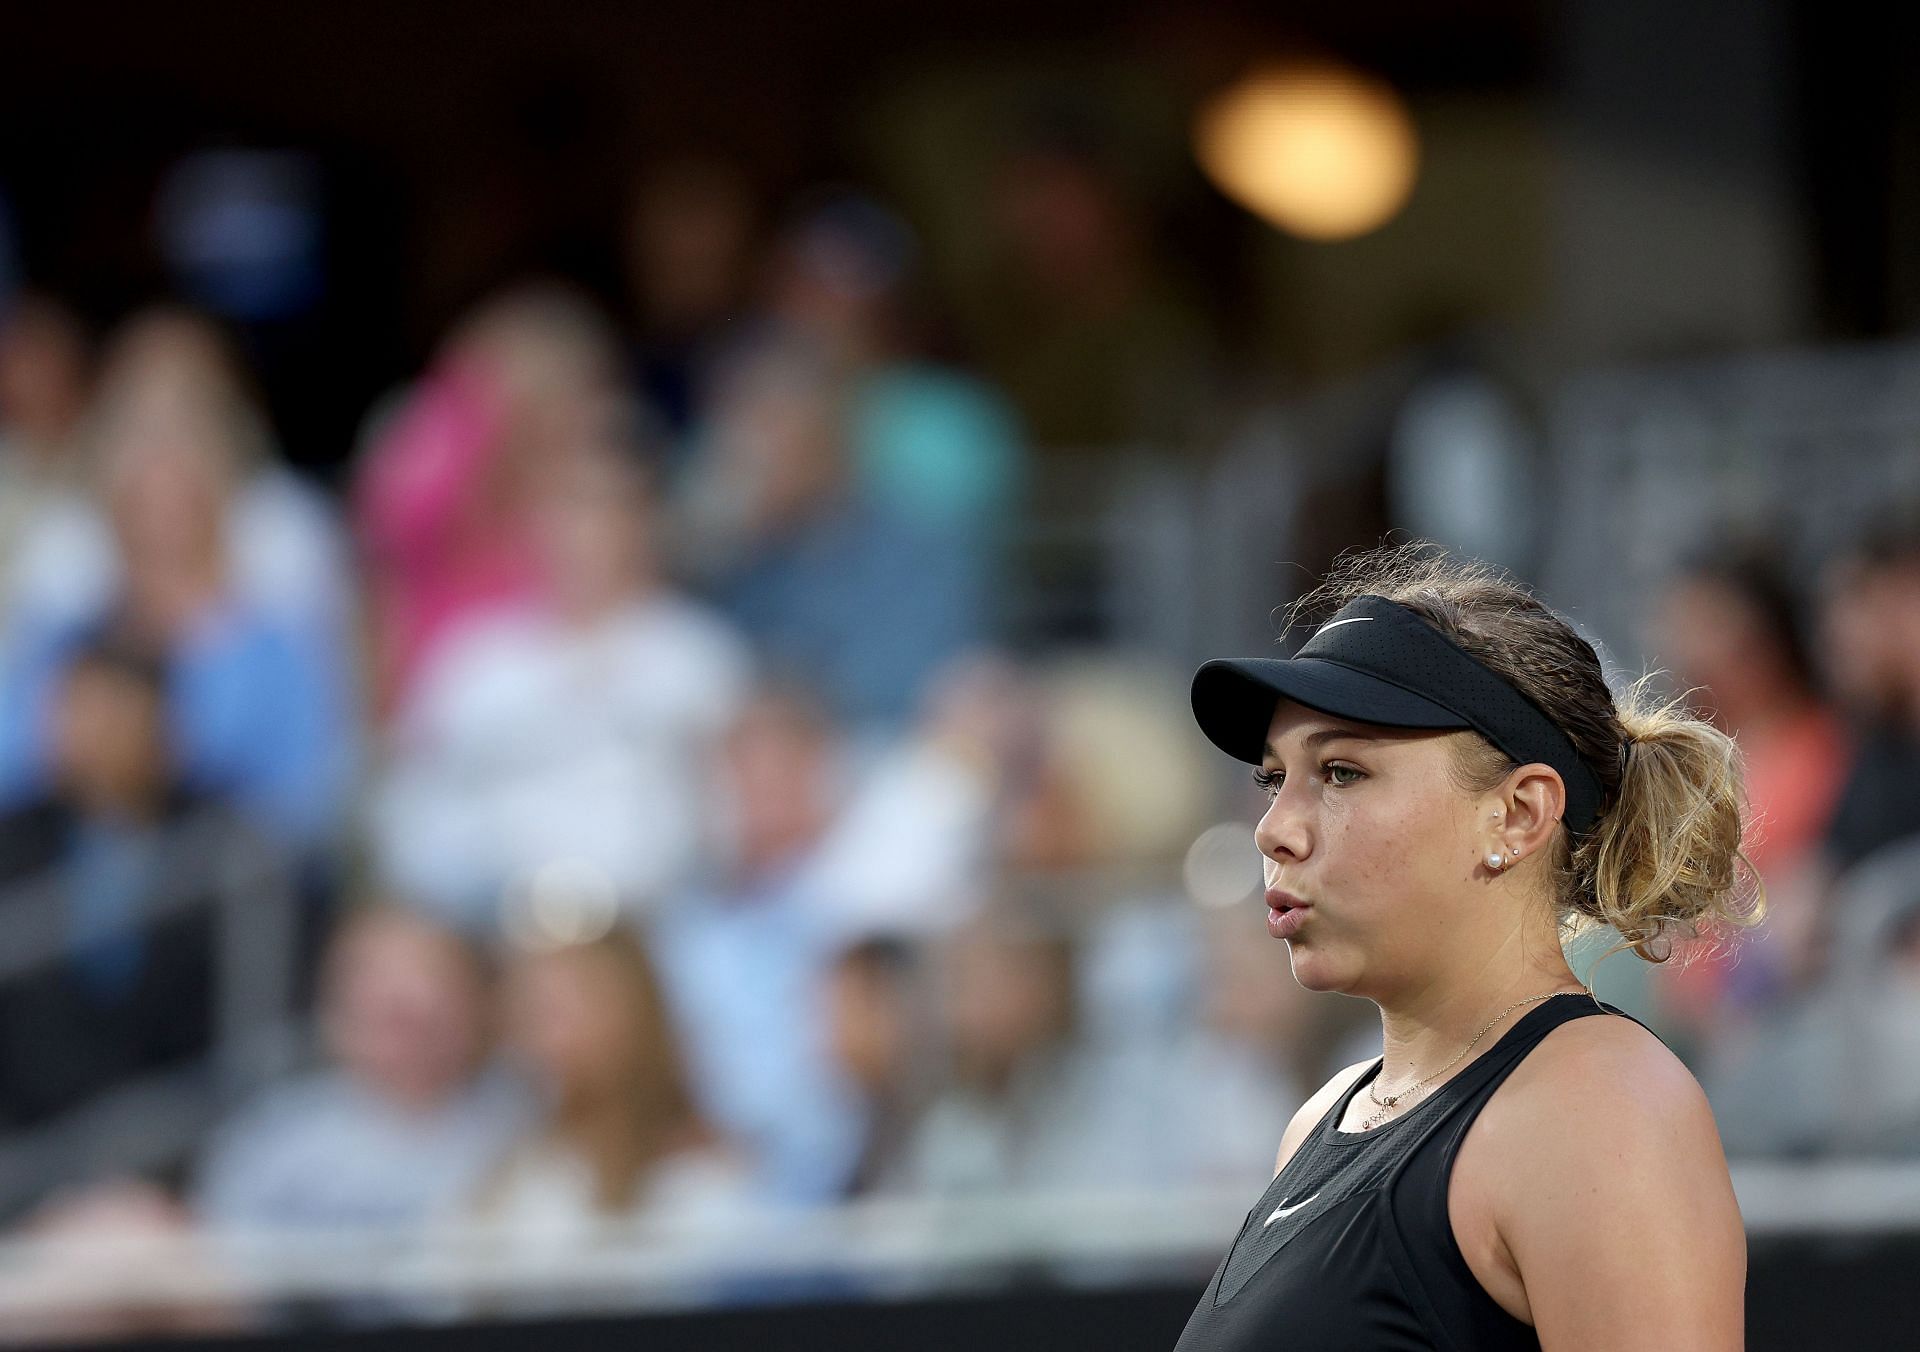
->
1281, 945, 1351, 994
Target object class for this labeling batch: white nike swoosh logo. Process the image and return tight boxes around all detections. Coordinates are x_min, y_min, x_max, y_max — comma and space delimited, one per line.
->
1312, 617, 1376, 637
1264, 1192, 1319, 1225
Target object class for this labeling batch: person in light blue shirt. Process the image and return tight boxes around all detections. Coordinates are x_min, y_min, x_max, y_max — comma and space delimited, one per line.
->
651, 876, 865, 1207
691, 338, 988, 732
648, 685, 867, 1205
0, 604, 350, 852
0, 339, 354, 850
719, 496, 982, 733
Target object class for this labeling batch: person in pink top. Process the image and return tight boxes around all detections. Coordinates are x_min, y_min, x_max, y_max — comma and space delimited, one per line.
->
1653, 555, 1853, 1043
353, 284, 627, 716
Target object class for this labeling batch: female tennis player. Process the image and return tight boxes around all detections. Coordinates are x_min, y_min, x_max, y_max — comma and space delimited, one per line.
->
1173, 545, 1755, 1351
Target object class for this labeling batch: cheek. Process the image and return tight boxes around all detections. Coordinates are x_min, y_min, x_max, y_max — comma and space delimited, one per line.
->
1319, 782, 1465, 907
1319, 791, 1401, 885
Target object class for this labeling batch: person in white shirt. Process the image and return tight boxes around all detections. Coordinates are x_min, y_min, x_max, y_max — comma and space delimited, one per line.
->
372, 444, 751, 930
5, 308, 356, 666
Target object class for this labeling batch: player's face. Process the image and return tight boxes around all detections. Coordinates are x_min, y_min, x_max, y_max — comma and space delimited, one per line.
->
1253, 700, 1486, 998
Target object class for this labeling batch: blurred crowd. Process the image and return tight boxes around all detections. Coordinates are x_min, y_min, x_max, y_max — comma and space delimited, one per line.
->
1645, 542, 1920, 1155
5, 148, 1920, 1335
0, 159, 1336, 1335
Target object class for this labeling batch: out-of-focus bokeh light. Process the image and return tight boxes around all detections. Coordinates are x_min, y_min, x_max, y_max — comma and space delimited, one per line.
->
1182, 820, 1263, 909
501, 857, 621, 950
1194, 59, 1420, 242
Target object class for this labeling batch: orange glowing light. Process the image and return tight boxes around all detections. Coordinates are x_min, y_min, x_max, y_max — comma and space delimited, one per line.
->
1195, 61, 1420, 242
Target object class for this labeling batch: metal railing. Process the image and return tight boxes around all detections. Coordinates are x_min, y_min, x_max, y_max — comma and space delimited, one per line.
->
0, 808, 302, 1218
0, 1166, 1916, 1329
1540, 339, 1920, 664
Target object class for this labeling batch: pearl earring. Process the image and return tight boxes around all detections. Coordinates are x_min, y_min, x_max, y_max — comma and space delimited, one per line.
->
1486, 852, 1505, 870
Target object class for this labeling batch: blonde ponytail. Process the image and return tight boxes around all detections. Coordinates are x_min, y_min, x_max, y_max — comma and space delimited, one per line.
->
1573, 681, 1765, 962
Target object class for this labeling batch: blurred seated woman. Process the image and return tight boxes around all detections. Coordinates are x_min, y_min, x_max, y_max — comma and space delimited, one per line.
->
6, 306, 355, 669
822, 935, 934, 1198
466, 927, 748, 1261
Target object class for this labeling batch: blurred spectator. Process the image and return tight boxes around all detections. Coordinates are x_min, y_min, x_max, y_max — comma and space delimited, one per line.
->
823, 937, 934, 1198
891, 909, 1115, 1196
1659, 559, 1851, 871
0, 294, 91, 583
796, 656, 1010, 938
352, 283, 626, 713
0, 337, 355, 850
995, 659, 1214, 879
1818, 528, 1920, 870
651, 684, 869, 1204
371, 442, 750, 929
684, 338, 986, 731
195, 908, 530, 1236
5, 307, 355, 662
0, 1180, 243, 1343
654, 660, 1029, 1201
762, 193, 1025, 540
622, 158, 758, 443
1707, 837, 1920, 1157
467, 928, 747, 1250
1022, 899, 1313, 1191
1848, 893, 1920, 1151
1699, 528, 1920, 1151
1652, 557, 1852, 1043
1161, 911, 1312, 1184
0, 636, 220, 1128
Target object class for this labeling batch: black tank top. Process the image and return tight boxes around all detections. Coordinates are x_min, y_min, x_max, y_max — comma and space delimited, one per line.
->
1172, 993, 1646, 1352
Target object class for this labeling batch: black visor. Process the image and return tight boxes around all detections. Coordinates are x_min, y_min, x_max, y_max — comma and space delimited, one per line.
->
1191, 595, 1606, 835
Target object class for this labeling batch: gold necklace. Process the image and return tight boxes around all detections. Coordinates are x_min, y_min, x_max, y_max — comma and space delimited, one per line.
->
1358, 987, 1586, 1131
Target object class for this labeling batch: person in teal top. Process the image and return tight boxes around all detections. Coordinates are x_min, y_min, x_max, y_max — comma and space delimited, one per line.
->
761, 193, 1027, 543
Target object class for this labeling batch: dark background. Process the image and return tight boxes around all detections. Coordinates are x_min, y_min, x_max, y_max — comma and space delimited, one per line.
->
6, 0, 1915, 476
67, 1236, 1920, 1352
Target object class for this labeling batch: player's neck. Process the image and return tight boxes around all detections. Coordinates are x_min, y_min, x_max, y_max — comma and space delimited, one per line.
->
1374, 947, 1581, 1089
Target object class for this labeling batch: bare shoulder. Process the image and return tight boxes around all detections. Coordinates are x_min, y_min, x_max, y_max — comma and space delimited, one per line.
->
1272, 1058, 1377, 1176
1478, 1011, 1729, 1196
1466, 1011, 1744, 1348
1492, 1010, 1716, 1143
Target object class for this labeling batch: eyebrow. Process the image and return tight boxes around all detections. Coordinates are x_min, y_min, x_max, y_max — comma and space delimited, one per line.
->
1262, 728, 1378, 761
